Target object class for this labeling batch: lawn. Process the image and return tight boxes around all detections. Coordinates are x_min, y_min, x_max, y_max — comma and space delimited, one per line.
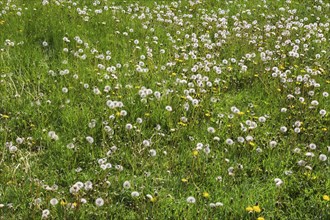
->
0, 0, 329, 219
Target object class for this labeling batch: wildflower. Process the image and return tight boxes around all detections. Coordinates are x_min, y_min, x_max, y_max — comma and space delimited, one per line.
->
131, 191, 140, 197
62, 87, 68, 93
9, 145, 18, 153
209, 203, 216, 207
309, 143, 317, 150
186, 196, 196, 203
269, 141, 277, 148
165, 106, 173, 111
181, 178, 188, 183
203, 192, 210, 198
323, 195, 330, 201
149, 149, 156, 157
215, 202, 223, 207
142, 140, 150, 146
252, 205, 261, 213
125, 123, 133, 130
192, 150, 199, 156
311, 100, 319, 106
42, 209, 50, 219
86, 136, 94, 144
123, 181, 131, 189
280, 126, 287, 133
207, 127, 215, 133
60, 200, 67, 206
95, 198, 104, 207
319, 154, 327, 161
50, 198, 58, 206
48, 131, 59, 141
237, 137, 245, 143
319, 109, 326, 116
274, 178, 283, 187
246, 206, 254, 212
257, 217, 265, 220
225, 139, 234, 145
67, 143, 75, 149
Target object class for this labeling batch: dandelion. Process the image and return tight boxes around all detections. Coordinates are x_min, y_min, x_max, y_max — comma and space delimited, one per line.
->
62, 87, 68, 93
50, 198, 58, 206
131, 191, 140, 197
319, 109, 326, 116
186, 196, 196, 203
86, 136, 94, 144
149, 149, 156, 157
48, 131, 59, 141
305, 152, 315, 157
258, 116, 266, 123
203, 192, 210, 198
280, 126, 287, 133
252, 205, 261, 213
95, 198, 104, 207
123, 181, 131, 189
237, 137, 245, 143
323, 195, 330, 201
215, 202, 223, 207
42, 209, 50, 219
274, 178, 283, 187
207, 127, 215, 133
125, 123, 133, 130
319, 154, 327, 161
209, 203, 216, 207
309, 143, 316, 150
67, 143, 75, 149
16, 137, 24, 144
311, 100, 319, 106
246, 206, 253, 212
9, 145, 18, 153
269, 141, 277, 148
225, 138, 234, 145
165, 106, 173, 111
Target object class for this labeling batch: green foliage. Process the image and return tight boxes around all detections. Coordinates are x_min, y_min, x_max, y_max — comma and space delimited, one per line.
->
0, 0, 329, 219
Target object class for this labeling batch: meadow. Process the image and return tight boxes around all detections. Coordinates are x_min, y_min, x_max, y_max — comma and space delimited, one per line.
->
0, 0, 329, 219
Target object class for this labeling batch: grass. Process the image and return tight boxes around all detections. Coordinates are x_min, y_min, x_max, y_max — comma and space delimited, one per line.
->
0, 0, 329, 219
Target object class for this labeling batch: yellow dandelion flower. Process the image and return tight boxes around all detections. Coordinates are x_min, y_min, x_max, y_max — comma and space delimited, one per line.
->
238, 112, 245, 115
323, 195, 330, 201
253, 205, 261, 213
192, 150, 199, 156
60, 200, 67, 206
257, 217, 265, 220
181, 178, 188, 183
246, 206, 253, 212
203, 192, 210, 198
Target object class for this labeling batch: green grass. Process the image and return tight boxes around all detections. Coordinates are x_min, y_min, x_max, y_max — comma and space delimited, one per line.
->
0, 0, 330, 219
